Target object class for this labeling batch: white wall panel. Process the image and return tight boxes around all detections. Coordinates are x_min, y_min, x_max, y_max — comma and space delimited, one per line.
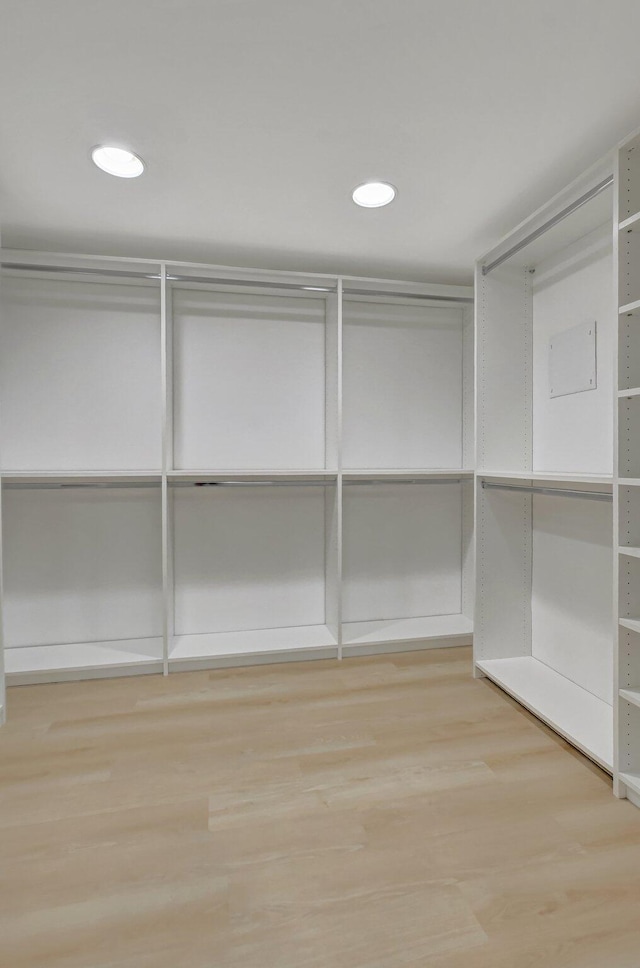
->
532, 493, 613, 704
532, 226, 613, 474
172, 289, 326, 469
0, 278, 162, 470
342, 301, 463, 469
2, 488, 163, 647
173, 486, 326, 634
342, 483, 462, 622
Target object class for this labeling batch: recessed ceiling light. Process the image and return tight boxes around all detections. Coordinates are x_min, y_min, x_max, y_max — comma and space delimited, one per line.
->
91, 145, 145, 178
352, 181, 396, 208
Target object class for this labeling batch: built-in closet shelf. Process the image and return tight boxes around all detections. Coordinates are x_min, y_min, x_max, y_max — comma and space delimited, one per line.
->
475, 657, 613, 772
169, 625, 338, 670
477, 471, 613, 486
619, 388, 640, 399
619, 298, 640, 317
342, 614, 472, 651
168, 469, 337, 483
1, 470, 163, 484
343, 469, 473, 481
619, 479, 640, 487
619, 211, 640, 231
5, 639, 164, 685
619, 547, 640, 559
619, 618, 640, 635
620, 688, 640, 710
619, 773, 640, 801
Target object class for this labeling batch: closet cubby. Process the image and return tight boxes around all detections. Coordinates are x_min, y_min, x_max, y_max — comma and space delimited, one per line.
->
342, 296, 470, 471
475, 167, 615, 773
168, 479, 339, 668
170, 277, 338, 472
341, 479, 473, 653
0, 263, 162, 473
1, 480, 164, 683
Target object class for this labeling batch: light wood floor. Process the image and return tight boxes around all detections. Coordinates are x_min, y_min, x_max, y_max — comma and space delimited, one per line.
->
1, 646, 640, 968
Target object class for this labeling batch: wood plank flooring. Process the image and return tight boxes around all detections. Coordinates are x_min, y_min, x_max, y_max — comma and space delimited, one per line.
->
1, 646, 639, 967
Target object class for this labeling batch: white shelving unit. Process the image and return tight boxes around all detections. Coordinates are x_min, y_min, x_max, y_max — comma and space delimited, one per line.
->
616, 128, 640, 808
0, 253, 474, 682
475, 160, 616, 773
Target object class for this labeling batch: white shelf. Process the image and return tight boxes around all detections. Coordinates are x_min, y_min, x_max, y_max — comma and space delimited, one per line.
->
619, 479, 640, 487
476, 656, 613, 772
1, 470, 162, 484
620, 547, 640, 559
620, 617, 640, 634
343, 469, 473, 481
5, 638, 164, 684
619, 298, 640, 317
168, 469, 337, 482
620, 773, 640, 800
342, 614, 473, 648
619, 211, 640, 231
619, 388, 640, 399
478, 470, 613, 486
169, 625, 338, 668
620, 688, 640, 710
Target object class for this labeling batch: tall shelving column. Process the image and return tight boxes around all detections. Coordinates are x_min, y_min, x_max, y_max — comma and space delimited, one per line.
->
616, 129, 640, 805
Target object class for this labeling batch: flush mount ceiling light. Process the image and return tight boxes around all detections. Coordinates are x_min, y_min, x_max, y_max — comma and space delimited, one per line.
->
352, 181, 396, 208
91, 145, 145, 178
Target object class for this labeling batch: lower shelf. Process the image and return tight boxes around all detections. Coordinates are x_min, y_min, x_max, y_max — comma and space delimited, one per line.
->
341, 614, 472, 654
476, 656, 613, 772
5, 638, 164, 684
169, 624, 338, 670
620, 773, 640, 800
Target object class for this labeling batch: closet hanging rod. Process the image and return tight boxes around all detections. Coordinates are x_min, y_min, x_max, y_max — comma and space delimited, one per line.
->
2, 481, 160, 490
170, 480, 333, 488
344, 478, 463, 486
0, 262, 160, 281
342, 288, 473, 304
481, 174, 613, 276
482, 481, 612, 502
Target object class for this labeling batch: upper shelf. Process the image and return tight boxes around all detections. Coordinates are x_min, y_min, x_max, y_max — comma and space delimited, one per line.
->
342, 469, 473, 481
619, 298, 640, 317
477, 470, 613, 486
1, 470, 162, 485
619, 211, 640, 231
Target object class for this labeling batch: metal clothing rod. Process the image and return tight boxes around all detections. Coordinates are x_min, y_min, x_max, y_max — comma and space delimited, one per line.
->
481, 174, 614, 276
344, 478, 463, 486
1, 262, 160, 281
170, 480, 333, 488
166, 274, 336, 293
342, 288, 473, 304
2, 481, 160, 490
482, 481, 612, 502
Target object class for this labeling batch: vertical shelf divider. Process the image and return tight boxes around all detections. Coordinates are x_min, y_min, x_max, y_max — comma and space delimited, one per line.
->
161, 264, 173, 676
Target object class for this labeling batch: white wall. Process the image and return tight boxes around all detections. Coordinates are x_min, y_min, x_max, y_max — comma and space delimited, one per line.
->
342, 300, 463, 469
2, 488, 163, 647
531, 493, 613, 704
173, 485, 327, 634
532, 225, 613, 474
342, 483, 462, 622
172, 289, 326, 470
0, 277, 162, 471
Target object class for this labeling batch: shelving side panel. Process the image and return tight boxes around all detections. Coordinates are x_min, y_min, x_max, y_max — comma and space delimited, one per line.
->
2, 487, 163, 651
461, 304, 475, 620
0, 481, 5, 723
172, 288, 327, 470
531, 492, 614, 705
342, 300, 463, 469
476, 264, 532, 473
172, 485, 328, 637
0, 276, 162, 471
531, 225, 613, 475
474, 481, 532, 663
342, 482, 462, 624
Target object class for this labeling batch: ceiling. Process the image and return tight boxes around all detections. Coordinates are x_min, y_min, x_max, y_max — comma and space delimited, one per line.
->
1, 0, 640, 285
